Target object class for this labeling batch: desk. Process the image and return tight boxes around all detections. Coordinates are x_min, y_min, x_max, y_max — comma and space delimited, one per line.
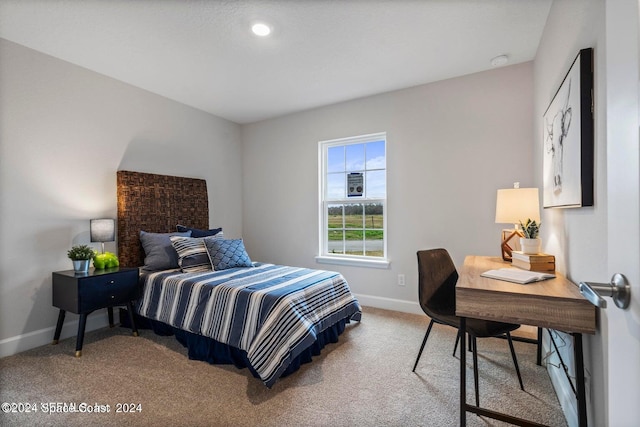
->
456, 256, 596, 427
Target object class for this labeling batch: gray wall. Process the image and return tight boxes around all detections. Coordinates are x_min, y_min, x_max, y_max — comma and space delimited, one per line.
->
0, 39, 243, 355
242, 62, 534, 312
533, 1, 606, 425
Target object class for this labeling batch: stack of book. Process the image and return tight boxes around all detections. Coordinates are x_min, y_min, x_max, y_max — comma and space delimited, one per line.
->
511, 251, 555, 272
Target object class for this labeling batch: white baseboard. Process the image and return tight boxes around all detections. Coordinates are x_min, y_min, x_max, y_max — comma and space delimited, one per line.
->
0, 312, 111, 358
353, 293, 423, 315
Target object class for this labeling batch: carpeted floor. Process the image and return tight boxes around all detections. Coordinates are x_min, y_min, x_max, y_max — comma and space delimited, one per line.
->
0, 307, 566, 427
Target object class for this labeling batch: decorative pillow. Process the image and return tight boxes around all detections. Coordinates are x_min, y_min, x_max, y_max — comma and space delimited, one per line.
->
176, 224, 223, 238
205, 238, 253, 271
169, 236, 211, 273
139, 230, 191, 271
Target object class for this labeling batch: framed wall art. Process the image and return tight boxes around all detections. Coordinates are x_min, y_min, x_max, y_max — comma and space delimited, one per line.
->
543, 47, 594, 208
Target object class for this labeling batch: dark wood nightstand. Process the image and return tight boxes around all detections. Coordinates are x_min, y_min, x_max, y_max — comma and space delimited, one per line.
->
52, 267, 140, 357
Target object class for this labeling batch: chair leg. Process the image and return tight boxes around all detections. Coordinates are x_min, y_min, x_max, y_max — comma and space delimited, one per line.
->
412, 319, 434, 372
506, 332, 525, 390
453, 330, 460, 356
472, 335, 480, 407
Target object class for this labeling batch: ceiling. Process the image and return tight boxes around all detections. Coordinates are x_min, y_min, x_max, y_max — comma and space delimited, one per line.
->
0, 0, 552, 124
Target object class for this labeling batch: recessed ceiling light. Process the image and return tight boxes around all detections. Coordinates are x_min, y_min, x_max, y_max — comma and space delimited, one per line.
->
251, 23, 271, 37
490, 55, 509, 67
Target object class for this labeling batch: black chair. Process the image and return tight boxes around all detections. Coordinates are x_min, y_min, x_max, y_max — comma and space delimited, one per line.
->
412, 249, 524, 406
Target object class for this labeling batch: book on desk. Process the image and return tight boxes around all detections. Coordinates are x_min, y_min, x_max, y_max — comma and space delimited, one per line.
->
481, 268, 556, 284
511, 251, 556, 272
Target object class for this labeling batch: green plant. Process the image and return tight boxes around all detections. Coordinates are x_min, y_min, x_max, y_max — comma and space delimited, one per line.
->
519, 218, 541, 239
67, 244, 96, 260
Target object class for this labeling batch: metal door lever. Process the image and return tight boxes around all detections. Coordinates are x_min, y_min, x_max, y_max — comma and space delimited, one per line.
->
579, 273, 631, 309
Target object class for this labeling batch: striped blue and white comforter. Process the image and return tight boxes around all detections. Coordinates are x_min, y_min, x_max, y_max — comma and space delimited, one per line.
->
137, 263, 361, 386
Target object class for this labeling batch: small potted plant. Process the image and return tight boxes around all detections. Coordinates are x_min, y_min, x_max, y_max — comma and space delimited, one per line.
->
519, 218, 541, 254
67, 245, 96, 273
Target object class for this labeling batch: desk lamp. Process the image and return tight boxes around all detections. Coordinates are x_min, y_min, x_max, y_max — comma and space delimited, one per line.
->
495, 183, 540, 261
90, 218, 115, 254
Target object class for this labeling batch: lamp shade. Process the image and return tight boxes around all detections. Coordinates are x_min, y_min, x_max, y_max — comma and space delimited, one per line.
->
90, 218, 115, 242
495, 188, 540, 225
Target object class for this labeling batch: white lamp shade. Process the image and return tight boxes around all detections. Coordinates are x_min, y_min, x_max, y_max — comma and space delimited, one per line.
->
495, 188, 540, 225
90, 218, 115, 242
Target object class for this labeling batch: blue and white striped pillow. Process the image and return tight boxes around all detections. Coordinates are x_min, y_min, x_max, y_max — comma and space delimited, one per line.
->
170, 232, 224, 273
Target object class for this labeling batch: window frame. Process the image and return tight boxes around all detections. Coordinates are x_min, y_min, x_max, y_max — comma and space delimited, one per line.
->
316, 132, 390, 269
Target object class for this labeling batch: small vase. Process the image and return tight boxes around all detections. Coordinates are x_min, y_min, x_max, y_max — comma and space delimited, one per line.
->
520, 238, 541, 255
72, 260, 90, 273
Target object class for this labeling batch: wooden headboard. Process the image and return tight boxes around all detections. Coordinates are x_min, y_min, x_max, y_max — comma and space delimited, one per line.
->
116, 170, 209, 268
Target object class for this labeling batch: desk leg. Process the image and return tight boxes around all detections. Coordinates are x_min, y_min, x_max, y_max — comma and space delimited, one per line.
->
536, 327, 543, 366
460, 317, 467, 427
573, 333, 587, 427
108, 307, 114, 328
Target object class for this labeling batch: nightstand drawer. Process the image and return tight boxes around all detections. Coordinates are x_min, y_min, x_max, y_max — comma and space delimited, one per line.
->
78, 272, 139, 312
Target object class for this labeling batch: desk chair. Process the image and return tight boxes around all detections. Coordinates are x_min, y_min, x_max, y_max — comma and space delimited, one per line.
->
412, 249, 524, 406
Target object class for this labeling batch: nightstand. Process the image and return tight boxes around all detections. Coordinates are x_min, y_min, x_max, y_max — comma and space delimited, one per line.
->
52, 267, 140, 357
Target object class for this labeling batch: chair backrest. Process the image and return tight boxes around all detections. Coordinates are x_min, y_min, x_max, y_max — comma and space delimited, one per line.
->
416, 249, 459, 317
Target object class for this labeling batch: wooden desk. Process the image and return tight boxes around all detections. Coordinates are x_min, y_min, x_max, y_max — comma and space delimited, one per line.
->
456, 256, 596, 427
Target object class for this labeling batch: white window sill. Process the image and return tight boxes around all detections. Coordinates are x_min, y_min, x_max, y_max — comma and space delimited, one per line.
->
315, 255, 390, 269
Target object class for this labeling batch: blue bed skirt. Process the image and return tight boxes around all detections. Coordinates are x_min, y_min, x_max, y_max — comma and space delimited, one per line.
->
120, 310, 352, 383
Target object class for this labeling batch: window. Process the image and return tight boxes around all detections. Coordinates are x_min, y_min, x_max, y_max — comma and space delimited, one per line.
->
317, 132, 388, 268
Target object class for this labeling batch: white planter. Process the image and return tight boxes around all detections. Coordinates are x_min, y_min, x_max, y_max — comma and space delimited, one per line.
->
520, 238, 541, 255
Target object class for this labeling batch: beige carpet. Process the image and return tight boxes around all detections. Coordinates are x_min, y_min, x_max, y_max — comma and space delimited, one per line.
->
0, 307, 566, 427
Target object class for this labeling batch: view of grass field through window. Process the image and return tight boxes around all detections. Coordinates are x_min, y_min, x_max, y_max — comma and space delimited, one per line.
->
327, 203, 384, 256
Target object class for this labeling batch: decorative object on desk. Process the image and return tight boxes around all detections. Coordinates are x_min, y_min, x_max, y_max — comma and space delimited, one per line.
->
93, 251, 119, 269
90, 218, 115, 254
519, 218, 541, 254
543, 48, 594, 209
67, 244, 96, 273
495, 183, 541, 262
512, 251, 555, 272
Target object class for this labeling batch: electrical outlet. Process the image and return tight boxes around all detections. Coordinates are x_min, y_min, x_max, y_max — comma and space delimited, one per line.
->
398, 274, 405, 286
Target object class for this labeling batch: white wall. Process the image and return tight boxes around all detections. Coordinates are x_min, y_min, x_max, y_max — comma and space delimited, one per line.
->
242, 62, 534, 312
0, 39, 243, 355
533, 1, 606, 425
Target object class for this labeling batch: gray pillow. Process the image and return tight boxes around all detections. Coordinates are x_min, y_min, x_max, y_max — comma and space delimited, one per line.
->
139, 230, 191, 271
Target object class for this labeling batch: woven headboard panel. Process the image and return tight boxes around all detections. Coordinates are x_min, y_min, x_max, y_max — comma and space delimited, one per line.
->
116, 170, 209, 268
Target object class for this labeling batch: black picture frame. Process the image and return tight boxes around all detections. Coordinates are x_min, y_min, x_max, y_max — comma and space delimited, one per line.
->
543, 48, 594, 208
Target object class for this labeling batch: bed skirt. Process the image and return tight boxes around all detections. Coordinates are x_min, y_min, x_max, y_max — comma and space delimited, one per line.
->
120, 309, 353, 384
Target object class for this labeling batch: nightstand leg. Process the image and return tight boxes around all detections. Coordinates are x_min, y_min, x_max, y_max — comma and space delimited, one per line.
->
126, 302, 139, 337
52, 310, 66, 344
108, 307, 114, 328
75, 313, 88, 357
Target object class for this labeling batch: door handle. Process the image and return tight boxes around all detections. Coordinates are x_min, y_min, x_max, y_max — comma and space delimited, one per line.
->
579, 273, 631, 309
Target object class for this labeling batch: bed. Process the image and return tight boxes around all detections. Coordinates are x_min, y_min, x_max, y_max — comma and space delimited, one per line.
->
116, 170, 361, 387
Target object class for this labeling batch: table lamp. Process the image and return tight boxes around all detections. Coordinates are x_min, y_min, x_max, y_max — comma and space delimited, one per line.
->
90, 218, 115, 254
495, 183, 540, 261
